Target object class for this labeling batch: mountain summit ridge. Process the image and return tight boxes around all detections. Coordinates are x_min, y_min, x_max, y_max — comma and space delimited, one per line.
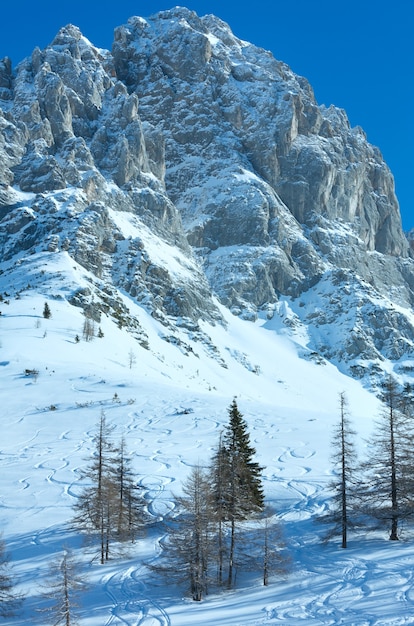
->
1, 7, 414, 387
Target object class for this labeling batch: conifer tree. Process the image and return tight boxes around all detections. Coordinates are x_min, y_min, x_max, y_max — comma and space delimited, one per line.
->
43, 302, 51, 319
39, 550, 84, 626
82, 315, 95, 342
0, 535, 22, 617
323, 392, 358, 548
211, 399, 264, 587
72, 412, 116, 563
210, 433, 227, 585
261, 513, 286, 586
223, 399, 264, 513
113, 437, 147, 542
152, 465, 215, 601
73, 414, 147, 562
361, 377, 414, 540
238, 509, 289, 586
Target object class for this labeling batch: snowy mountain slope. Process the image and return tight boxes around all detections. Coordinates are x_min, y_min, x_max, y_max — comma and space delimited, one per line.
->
1, 8, 414, 387
5, 256, 414, 626
2, 10, 414, 621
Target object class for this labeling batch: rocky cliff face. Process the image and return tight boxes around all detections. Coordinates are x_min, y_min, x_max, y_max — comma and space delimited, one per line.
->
0, 22, 221, 328
1, 7, 414, 385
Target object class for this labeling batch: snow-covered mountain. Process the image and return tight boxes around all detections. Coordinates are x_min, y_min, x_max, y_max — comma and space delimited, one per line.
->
1, 249, 402, 625
1, 7, 414, 388
2, 8, 414, 624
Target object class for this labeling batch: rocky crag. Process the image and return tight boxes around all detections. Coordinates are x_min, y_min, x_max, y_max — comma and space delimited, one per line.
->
1, 7, 413, 386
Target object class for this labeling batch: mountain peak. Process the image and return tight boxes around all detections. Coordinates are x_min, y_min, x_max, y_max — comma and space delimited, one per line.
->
1, 8, 413, 388
51, 23, 84, 43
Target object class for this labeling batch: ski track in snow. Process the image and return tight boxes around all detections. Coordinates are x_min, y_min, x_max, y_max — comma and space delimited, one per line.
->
8, 410, 414, 626
104, 566, 171, 626
258, 440, 414, 625
99, 430, 414, 626
3, 309, 414, 625
9, 410, 414, 625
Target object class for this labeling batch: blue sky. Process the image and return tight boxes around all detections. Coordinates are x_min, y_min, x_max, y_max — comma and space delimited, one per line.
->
1, 1, 412, 230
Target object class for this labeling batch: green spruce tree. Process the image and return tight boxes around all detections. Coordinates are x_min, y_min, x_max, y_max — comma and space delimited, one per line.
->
223, 398, 264, 514
211, 399, 264, 587
43, 302, 51, 319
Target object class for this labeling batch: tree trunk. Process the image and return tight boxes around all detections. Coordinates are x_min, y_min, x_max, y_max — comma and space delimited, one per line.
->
340, 394, 347, 549
215, 515, 224, 585
389, 404, 399, 540
63, 556, 71, 626
227, 517, 235, 589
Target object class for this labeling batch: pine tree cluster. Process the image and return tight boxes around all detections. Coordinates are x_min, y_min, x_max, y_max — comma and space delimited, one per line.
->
72, 412, 149, 564
0, 400, 287, 617
153, 399, 288, 600
323, 379, 414, 546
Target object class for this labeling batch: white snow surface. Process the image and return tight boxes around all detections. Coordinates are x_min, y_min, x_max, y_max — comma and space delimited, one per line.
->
1, 252, 414, 625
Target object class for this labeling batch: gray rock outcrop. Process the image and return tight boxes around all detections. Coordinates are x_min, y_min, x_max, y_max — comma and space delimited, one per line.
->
112, 8, 411, 316
1, 7, 414, 383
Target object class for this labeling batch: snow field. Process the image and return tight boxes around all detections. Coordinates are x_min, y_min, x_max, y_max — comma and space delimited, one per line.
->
2, 257, 414, 624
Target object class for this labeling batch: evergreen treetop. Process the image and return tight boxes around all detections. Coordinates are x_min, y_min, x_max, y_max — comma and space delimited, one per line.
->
222, 398, 265, 516
43, 302, 51, 319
